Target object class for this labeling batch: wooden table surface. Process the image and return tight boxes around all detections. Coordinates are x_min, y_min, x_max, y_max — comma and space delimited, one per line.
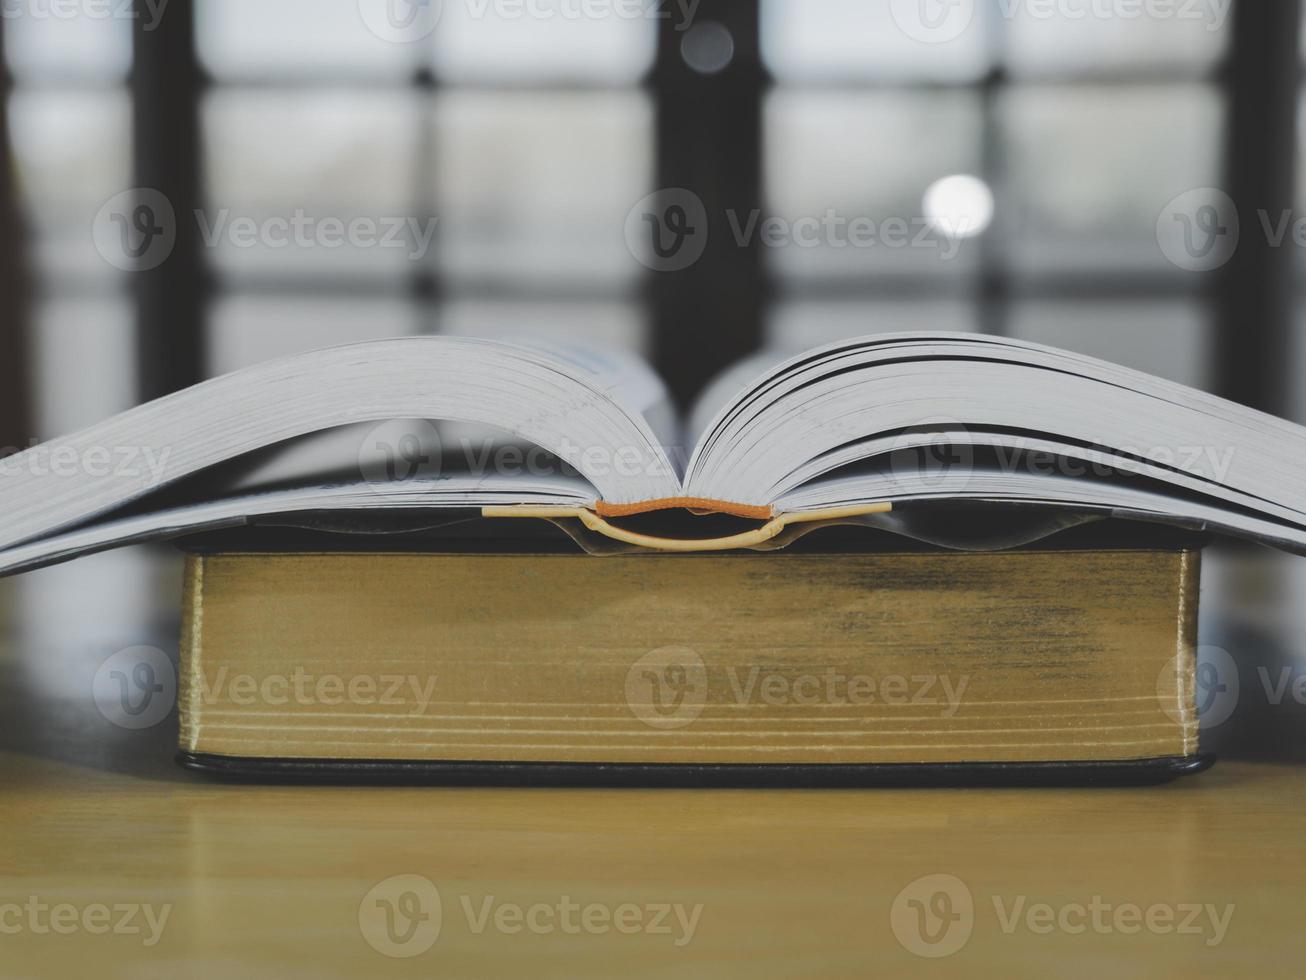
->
2, 549, 1305, 978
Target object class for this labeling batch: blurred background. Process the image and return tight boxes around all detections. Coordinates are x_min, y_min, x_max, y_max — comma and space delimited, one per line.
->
0, 0, 1304, 759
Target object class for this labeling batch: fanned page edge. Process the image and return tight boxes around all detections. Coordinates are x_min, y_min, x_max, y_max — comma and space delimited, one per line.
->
6, 331, 1306, 569
679, 331, 1306, 519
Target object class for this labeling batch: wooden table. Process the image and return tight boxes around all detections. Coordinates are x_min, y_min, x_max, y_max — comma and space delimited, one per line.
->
2, 549, 1304, 978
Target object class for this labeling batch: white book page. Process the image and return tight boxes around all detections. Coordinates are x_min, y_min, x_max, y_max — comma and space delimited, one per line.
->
0, 472, 597, 578
0, 337, 682, 554
690, 333, 1306, 537
5, 331, 1306, 572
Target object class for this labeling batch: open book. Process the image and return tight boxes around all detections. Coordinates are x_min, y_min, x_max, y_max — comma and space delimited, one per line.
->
2, 332, 1305, 574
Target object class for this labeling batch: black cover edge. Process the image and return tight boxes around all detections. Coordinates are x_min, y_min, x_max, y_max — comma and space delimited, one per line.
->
176, 752, 1215, 788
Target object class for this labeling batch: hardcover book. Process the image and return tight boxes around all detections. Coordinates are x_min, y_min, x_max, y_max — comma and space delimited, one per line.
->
1, 332, 1296, 783
175, 540, 1206, 784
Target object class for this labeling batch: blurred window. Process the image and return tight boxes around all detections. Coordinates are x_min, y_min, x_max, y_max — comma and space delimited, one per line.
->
0, 2, 1258, 426
4, 11, 130, 436
196, 0, 656, 374
760, 0, 1229, 385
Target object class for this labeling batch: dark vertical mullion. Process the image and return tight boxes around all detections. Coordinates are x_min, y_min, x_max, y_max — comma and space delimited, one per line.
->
976, 68, 1008, 337
977, 10, 1009, 337
651, 0, 765, 410
1215, 0, 1301, 416
0, 24, 30, 451
414, 67, 442, 336
132, 0, 205, 399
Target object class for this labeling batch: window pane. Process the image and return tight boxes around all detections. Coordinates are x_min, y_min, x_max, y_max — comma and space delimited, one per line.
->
1007, 298, 1213, 390
762, 0, 991, 83
998, 84, 1222, 278
29, 294, 137, 439
202, 89, 423, 281
3, 6, 130, 81
197, 0, 420, 79
432, 91, 652, 287
432, 0, 656, 84
206, 294, 423, 376
768, 299, 980, 350
1294, 87, 1306, 232
438, 297, 648, 354
765, 90, 985, 281
1294, 310, 1306, 425
8, 89, 131, 281
14, 550, 172, 689
1005, 6, 1229, 78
